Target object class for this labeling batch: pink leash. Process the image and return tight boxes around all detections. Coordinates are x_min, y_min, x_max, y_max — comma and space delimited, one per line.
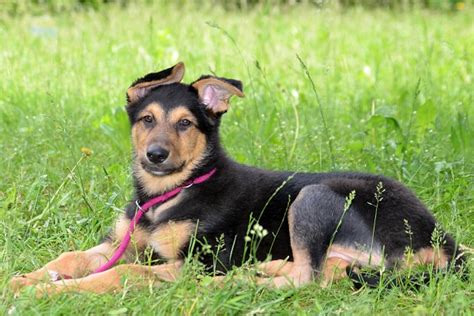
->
93, 168, 217, 274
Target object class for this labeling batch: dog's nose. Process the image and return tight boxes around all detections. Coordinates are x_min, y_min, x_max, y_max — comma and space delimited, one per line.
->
146, 146, 169, 164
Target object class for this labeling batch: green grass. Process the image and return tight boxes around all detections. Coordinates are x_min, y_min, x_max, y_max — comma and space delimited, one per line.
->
1, 2, 473, 314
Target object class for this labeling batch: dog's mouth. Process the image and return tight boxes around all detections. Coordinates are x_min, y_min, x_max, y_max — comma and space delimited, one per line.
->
140, 160, 185, 177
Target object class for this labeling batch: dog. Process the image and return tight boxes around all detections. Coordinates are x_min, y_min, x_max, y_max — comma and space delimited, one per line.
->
10, 62, 464, 294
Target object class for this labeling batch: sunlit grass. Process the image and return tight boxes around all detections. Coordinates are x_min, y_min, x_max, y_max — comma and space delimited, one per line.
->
0, 2, 473, 314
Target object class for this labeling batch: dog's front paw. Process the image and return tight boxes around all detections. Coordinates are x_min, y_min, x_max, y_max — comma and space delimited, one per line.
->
9, 275, 42, 293
9, 270, 74, 295
10, 277, 72, 297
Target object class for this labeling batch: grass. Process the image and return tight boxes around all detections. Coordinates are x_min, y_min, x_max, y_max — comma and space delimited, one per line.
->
1, 2, 473, 314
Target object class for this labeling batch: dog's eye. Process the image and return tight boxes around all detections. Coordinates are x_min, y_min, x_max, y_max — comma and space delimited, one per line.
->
177, 119, 192, 129
142, 115, 153, 124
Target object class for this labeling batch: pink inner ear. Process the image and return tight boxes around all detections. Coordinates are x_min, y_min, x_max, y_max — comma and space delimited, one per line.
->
202, 85, 219, 110
136, 88, 147, 99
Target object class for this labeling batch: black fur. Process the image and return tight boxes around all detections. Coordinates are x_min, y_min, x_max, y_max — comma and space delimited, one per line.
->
123, 74, 464, 282
129, 65, 175, 88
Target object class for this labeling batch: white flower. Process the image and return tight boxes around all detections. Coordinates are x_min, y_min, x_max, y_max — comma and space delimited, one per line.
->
363, 65, 372, 77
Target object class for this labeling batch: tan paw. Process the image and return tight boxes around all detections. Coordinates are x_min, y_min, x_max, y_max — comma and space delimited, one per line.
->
9, 275, 43, 293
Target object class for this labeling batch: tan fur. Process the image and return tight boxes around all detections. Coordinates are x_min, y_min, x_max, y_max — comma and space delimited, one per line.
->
404, 247, 449, 269
113, 214, 149, 260
168, 106, 198, 124
192, 77, 244, 113
326, 244, 383, 268
258, 242, 384, 288
287, 248, 314, 285
256, 248, 313, 288
34, 261, 183, 296
132, 105, 208, 195
256, 202, 313, 288
192, 77, 244, 97
131, 103, 165, 157
320, 257, 351, 287
320, 244, 383, 286
9, 243, 114, 293
258, 260, 294, 277
149, 220, 195, 260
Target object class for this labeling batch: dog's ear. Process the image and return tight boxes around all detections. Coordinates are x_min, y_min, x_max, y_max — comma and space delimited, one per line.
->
127, 62, 185, 103
192, 76, 244, 114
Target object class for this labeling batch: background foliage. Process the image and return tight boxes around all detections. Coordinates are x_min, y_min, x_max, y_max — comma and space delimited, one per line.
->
4, 0, 473, 15
0, 0, 473, 314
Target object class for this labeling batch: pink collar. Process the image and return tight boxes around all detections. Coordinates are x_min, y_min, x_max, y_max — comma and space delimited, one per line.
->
93, 168, 217, 274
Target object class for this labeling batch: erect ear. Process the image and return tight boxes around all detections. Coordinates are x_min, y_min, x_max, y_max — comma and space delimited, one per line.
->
127, 62, 185, 103
192, 76, 244, 114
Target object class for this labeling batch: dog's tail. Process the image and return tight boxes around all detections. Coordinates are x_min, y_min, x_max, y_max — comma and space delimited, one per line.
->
347, 246, 470, 290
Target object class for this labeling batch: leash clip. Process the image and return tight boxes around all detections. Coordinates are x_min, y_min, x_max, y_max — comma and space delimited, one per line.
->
135, 200, 143, 211
182, 181, 194, 189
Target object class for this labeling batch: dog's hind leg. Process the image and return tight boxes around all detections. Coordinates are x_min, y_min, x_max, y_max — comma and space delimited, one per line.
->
257, 185, 340, 288
34, 261, 183, 296
258, 184, 379, 288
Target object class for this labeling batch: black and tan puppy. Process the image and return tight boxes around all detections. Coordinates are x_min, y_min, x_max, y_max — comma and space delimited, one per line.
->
11, 62, 464, 294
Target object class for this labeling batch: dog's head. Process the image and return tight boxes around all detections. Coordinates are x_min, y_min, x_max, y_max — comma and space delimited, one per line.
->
125, 62, 244, 195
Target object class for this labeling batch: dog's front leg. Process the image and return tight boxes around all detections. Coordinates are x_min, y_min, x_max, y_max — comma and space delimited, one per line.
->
34, 261, 183, 295
10, 242, 114, 292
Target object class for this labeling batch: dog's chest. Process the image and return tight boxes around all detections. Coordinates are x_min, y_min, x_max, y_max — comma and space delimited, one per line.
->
145, 196, 194, 260
148, 220, 195, 260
